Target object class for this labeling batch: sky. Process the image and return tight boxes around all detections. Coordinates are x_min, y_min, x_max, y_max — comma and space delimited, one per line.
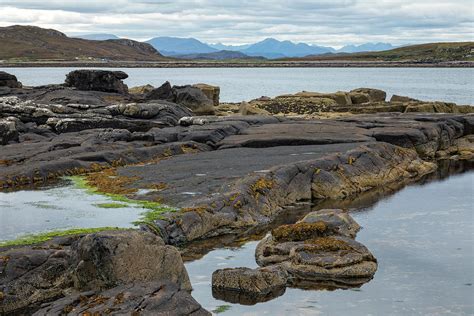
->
0, 0, 473, 47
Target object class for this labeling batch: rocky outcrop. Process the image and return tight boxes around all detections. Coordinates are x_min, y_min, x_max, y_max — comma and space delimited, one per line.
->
65, 70, 129, 94
0, 230, 204, 315
212, 209, 377, 304
247, 88, 473, 115
146, 82, 216, 115
128, 84, 155, 94
0, 117, 19, 145
212, 266, 288, 303
193, 83, 220, 106
0, 71, 22, 88
34, 281, 210, 316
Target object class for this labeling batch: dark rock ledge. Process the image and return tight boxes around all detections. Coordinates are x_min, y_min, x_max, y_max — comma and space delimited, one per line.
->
1, 70, 473, 313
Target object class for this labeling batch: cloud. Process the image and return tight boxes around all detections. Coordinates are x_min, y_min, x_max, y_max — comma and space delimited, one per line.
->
0, 0, 472, 46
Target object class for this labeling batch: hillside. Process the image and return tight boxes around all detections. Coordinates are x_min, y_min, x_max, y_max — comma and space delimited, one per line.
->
0, 25, 166, 61
291, 42, 474, 62
174, 50, 265, 60
146, 37, 217, 56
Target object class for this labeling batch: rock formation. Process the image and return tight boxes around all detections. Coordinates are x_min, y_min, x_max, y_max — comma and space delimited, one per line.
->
65, 70, 129, 94
212, 209, 377, 304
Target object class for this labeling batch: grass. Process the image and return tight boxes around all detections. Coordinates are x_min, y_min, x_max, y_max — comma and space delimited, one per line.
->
0, 227, 123, 247
212, 305, 231, 314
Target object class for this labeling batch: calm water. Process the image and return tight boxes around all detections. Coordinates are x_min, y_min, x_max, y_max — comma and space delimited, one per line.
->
0, 180, 145, 242
185, 171, 474, 315
1, 67, 473, 104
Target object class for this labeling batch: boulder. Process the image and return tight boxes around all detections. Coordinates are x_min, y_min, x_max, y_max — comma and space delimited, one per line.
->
64, 70, 129, 94
33, 281, 210, 316
255, 209, 377, 284
0, 71, 22, 88
146, 81, 174, 101
212, 266, 287, 304
390, 94, 419, 102
113, 101, 192, 122
349, 92, 370, 104
0, 230, 194, 314
174, 85, 215, 115
193, 83, 220, 106
128, 84, 155, 94
350, 88, 386, 102
0, 117, 19, 145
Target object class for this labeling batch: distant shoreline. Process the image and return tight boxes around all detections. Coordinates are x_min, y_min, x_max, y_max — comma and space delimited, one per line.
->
1, 61, 473, 68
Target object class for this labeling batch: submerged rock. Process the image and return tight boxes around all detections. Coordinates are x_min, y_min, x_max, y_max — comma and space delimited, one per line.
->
65, 70, 129, 94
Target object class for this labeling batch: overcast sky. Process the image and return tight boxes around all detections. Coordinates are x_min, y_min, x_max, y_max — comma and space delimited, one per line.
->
1, 0, 473, 47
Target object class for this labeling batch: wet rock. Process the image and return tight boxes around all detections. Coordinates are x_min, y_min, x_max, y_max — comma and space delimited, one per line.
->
212, 266, 288, 296
0, 117, 19, 145
350, 88, 387, 102
65, 70, 129, 94
34, 281, 210, 316
0, 230, 195, 315
0, 71, 22, 88
193, 83, 220, 106
212, 266, 287, 305
255, 209, 377, 285
71, 230, 191, 291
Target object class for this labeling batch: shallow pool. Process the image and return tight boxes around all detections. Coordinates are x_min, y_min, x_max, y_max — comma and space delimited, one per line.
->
0, 180, 145, 242
185, 170, 474, 315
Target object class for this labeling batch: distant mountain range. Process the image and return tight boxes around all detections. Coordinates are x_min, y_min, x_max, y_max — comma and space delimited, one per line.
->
139, 36, 397, 59
174, 50, 265, 60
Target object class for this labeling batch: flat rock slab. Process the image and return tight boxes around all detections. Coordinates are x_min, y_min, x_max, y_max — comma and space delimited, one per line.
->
119, 142, 367, 206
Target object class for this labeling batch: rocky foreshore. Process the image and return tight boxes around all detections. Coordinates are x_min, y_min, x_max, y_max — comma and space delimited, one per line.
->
1, 69, 473, 314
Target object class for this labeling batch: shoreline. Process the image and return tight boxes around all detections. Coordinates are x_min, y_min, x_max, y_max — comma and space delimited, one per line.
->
1, 60, 473, 68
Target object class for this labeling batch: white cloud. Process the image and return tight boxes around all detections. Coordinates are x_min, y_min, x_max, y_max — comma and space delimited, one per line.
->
0, 0, 472, 46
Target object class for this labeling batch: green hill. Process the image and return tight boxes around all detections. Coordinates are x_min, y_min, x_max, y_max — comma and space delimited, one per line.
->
289, 42, 474, 62
0, 25, 167, 62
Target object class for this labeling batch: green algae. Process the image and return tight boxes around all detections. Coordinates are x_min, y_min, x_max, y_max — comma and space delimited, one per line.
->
0, 227, 123, 247
213, 305, 231, 314
94, 202, 129, 209
68, 176, 177, 226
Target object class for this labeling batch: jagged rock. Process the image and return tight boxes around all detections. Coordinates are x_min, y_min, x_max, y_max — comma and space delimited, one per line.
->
174, 85, 215, 115
0, 230, 194, 315
128, 84, 155, 94
350, 88, 387, 102
65, 70, 129, 94
146, 81, 174, 101
33, 281, 210, 316
193, 83, 220, 106
0, 117, 19, 145
0, 71, 22, 88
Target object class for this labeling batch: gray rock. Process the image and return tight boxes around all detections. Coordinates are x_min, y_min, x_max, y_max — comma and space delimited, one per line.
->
33, 281, 210, 316
0, 71, 22, 88
65, 70, 129, 94
0, 117, 19, 144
